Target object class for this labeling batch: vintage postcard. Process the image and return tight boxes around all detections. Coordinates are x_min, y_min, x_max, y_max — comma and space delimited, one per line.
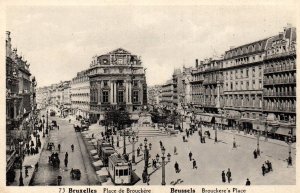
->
1, 0, 298, 193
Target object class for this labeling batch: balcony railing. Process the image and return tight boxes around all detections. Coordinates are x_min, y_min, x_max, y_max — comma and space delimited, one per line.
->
263, 78, 296, 85
263, 106, 296, 113
263, 91, 296, 97
203, 77, 224, 85
264, 48, 296, 60
263, 64, 296, 74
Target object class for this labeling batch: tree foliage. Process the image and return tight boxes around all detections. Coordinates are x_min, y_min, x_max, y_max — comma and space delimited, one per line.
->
104, 109, 131, 130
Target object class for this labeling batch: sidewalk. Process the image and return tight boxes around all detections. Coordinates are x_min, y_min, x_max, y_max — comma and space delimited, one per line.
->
203, 127, 296, 149
10, 130, 47, 186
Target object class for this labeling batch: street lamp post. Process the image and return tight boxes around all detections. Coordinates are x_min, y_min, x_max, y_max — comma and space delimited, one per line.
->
214, 125, 218, 142
122, 127, 126, 155
19, 141, 24, 186
287, 136, 293, 166
256, 130, 260, 154
42, 115, 45, 137
156, 146, 171, 185
264, 122, 268, 141
143, 138, 149, 175
128, 133, 139, 164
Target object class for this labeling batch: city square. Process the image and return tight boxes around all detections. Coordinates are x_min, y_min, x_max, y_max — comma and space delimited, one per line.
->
4, 3, 297, 188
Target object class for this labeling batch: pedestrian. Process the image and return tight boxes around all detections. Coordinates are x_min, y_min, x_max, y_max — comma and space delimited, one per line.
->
262, 164, 266, 176
182, 136, 186, 142
25, 167, 28, 177
193, 159, 197, 169
57, 125, 59, 130
174, 146, 177, 155
221, 171, 226, 183
71, 144, 74, 152
189, 151, 193, 161
64, 158, 68, 167
253, 150, 257, 159
246, 178, 251, 186
159, 141, 163, 147
58, 144, 61, 152
203, 136, 206, 143
207, 131, 211, 139
174, 162, 179, 173
266, 160, 273, 172
257, 148, 260, 156
65, 152, 68, 159
226, 168, 232, 183
35, 162, 39, 171
57, 175, 62, 185
137, 147, 140, 156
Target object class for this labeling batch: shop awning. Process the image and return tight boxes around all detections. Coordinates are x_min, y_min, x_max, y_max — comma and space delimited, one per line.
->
240, 118, 256, 123
252, 123, 265, 131
202, 116, 213, 123
215, 117, 228, 125
275, 127, 291, 136
130, 114, 140, 120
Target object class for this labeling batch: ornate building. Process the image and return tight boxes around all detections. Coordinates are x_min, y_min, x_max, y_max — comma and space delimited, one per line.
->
88, 48, 147, 122
6, 31, 36, 181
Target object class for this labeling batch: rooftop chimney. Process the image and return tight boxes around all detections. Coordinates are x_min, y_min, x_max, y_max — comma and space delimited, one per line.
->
195, 59, 199, 68
279, 32, 283, 39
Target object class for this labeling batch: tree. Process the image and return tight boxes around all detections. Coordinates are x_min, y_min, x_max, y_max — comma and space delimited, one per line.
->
104, 109, 131, 131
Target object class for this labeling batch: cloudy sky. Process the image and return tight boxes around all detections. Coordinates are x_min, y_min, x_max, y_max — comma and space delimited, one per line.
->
6, 4, 296, 87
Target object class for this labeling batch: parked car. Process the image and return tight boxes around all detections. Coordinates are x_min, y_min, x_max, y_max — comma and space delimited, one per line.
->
50, 111, 56, 116
70, 169, 81, 180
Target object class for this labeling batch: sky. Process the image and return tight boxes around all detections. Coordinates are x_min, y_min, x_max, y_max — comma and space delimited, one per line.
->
6, 5, 296, 87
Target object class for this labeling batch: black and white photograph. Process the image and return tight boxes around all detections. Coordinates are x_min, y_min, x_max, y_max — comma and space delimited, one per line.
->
2, 0, 298, 191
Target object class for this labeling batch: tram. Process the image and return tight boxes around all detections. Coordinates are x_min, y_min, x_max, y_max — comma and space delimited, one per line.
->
108, 154, 132, 185
97, 139, 115, 166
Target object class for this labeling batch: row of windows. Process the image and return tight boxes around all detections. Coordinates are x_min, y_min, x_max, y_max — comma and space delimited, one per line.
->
225, 79, 262, 91
225, 66, 262, 80
90, 90, 140, 103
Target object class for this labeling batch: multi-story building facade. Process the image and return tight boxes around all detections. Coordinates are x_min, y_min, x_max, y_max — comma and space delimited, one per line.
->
71, 69, 91, 119
223, 39, 268, 131
160, 79, 174, 110
36, 86, 51, 109
88, 48, 147, 123
191, 57, 224, 124
189, 25, 296, 141
263, 26, 296, 140
6, 31, 36, 181
147, 85, 162, 107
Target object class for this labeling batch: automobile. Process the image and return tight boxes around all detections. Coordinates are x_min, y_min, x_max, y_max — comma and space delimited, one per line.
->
70, 169, 81, 180
50, 111, 56, 116
47, 142, 55, 150
51, 120, 57, 127
80, 120, 89, 130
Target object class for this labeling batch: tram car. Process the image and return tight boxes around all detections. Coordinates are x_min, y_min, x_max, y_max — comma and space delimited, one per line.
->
96, 139, 116, 166
108, 154, 132, 185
